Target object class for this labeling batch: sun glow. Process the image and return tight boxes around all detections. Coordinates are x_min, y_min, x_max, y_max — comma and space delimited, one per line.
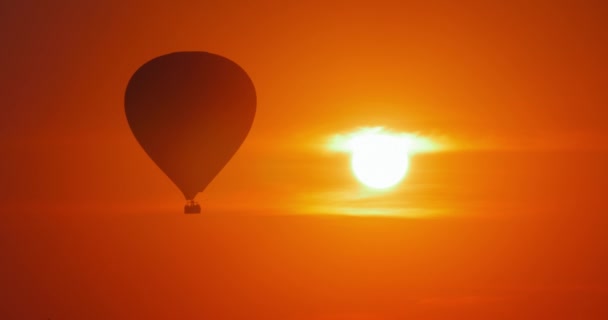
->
329, 127, 440, 190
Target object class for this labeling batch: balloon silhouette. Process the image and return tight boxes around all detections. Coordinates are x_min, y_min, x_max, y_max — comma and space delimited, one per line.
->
124, 52, 256, 212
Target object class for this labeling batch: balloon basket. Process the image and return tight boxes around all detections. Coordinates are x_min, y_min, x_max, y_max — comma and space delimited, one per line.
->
184, 200, 201, 214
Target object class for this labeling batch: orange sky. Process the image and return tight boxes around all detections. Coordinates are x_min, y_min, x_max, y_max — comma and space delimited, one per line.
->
1, 0, 608, 319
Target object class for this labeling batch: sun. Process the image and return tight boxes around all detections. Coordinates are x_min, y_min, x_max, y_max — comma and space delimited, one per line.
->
348, 129, 410, 189
328, 127, 441, 190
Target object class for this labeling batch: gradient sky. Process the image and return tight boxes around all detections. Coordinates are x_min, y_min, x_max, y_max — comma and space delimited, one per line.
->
1, 0, 608, 319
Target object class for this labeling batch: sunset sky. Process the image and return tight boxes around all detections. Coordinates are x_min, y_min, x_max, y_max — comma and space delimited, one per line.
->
1, 0, 608, 319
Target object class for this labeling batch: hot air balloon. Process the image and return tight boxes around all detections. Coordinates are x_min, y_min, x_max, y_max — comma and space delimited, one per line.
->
124, 52, 256, 214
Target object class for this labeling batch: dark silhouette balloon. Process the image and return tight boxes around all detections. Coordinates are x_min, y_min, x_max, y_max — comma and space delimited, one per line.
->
124, 52, 256, 212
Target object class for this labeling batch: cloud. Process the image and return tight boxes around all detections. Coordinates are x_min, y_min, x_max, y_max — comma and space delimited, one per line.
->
327, 127, 447, 154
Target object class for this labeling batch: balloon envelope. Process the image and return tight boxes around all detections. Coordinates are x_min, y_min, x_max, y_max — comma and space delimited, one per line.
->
125, 51, 256, 200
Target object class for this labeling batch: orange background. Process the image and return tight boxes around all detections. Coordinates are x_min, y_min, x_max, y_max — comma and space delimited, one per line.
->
1, 0, 607, 319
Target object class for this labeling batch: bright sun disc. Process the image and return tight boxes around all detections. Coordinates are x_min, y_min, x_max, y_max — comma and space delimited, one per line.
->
348, 131, 410, 189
